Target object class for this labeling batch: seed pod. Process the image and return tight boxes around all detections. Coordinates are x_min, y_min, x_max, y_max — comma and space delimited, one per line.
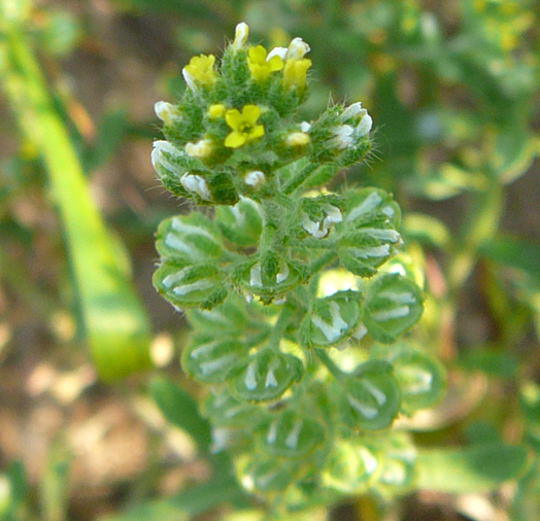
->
341, 361, 401, 430
153, 262, 226, 310
299, 291, 362, 348
229, 348, 303, 402
237, 454, 298, 493
236, 256, 305, 302
322, 439, 379, 493
182, 336, 248, 383
337, 188, 401, 277
202, 389, 267, 427
372, 433, 416, 497
151, 140, 204, 197
363, 273, 424, 343
258, 409, 324, 458
187, 294, 255, 336
372, 344, 446, 414
156, 213, 224, 264
215, 196, 263, 247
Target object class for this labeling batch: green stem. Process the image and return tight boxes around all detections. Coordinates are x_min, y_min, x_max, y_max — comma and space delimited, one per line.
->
282, 162, 318, 194
309, 251, 337, 275
268, 304, 294, 350
315, 348, 344, 379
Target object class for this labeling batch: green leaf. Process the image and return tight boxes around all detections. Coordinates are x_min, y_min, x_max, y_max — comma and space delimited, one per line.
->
403, 212, 450, 249
149, 377, 211, 452
416, 444, 529, 493
99, 476, 245, 521
0, 462, 28, 520
363, 273, 424, 343
480, 235, 540, 283
40, 446, 70, 521
459, 346, 518, 379
83, 108, 128, 172
0, 22, 151, 381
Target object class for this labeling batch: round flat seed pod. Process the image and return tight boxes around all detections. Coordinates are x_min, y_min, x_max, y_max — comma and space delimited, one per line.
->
229, 349, 303, 402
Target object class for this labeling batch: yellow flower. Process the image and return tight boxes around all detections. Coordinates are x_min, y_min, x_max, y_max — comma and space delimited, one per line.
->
208, 104, 226, 118
248, 45, 284, 82
282, 58, 312, 89
225, 105, 265, 148
182, 54, 217, 89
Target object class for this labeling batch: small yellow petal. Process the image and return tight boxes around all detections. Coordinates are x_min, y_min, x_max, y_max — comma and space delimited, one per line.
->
242, 105, 261, 124
250, 125, 265, 140
208, 104, 226, 118
268, 55, 284, 72
225, 131, 247, 148
225, 109, 242, 130
249, 45, 268, 64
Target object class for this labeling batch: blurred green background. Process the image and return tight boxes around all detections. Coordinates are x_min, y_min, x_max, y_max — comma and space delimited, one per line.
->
0, 0, 539, 520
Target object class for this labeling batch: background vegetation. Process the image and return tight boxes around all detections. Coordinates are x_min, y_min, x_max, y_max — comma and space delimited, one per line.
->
0, 1, 539, 520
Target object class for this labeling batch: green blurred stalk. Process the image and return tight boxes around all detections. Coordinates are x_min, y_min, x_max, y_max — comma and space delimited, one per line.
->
0, 11, 151, 380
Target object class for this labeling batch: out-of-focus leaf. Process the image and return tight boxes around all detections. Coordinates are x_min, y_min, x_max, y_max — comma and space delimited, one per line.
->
417, 443, 529, 493
403, 213, 450, 249
99, 476, 246, 521
34, 10, 81, 56
40, 446, 70, 521
0, 462, 28, 521
83, 109, 129, 173
511, 463, 540, 521
459, 346, 518, 379
480, 235, 540, 283
0, 22, 151, 380
149, 376, 211, 452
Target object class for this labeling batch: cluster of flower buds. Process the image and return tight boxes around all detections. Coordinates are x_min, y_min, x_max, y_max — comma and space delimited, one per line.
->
151, 23, 375, 207
152, 23, 443, 512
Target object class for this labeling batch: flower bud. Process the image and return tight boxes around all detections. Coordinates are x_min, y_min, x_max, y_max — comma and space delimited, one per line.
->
356, 113, 373, 137
185, 138, 214, 159
302, 203, 342, 238
232, 22, 249, 49
286, 37, 310, 60
329, 124, 355, 150
180, 173, 212, 201
267, 46, 288, 61
244, 170, 266, 187
154, 101, 181, 126
340, 102, 364, 122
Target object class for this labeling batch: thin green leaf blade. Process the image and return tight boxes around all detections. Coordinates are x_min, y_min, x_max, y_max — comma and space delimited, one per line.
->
417, 444, 529, 493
